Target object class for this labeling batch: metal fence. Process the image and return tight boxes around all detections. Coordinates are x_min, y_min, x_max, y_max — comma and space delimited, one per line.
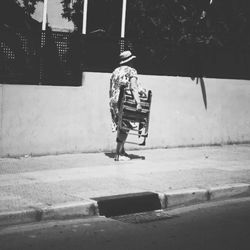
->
0, 29, 83, 86
40, 30, 82, 86
0, 29, 250, 86
0, 29, 41, 84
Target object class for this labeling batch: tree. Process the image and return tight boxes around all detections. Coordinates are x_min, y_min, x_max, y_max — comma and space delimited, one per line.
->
0, 0, 43, 31
61, 0, 122, 35
59, 0, 249, 46
16, 0, 43, 15
1, 0, 249, 46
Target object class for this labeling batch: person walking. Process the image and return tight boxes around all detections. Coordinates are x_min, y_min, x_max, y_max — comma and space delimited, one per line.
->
109, 50, 145, 161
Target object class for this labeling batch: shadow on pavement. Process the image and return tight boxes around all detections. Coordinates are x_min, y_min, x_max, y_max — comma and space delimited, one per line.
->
104, 152, 145, 160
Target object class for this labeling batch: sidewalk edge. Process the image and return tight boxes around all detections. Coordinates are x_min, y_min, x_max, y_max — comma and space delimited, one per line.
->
0, 200, 98, 227
1, 183, 249, 227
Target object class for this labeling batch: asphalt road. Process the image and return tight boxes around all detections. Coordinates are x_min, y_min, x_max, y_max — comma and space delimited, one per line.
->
1, 197, 250, 250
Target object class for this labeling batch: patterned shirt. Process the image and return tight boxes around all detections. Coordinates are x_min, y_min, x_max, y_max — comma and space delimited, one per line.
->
109, 65, 138, 104
109, 65, 138, 129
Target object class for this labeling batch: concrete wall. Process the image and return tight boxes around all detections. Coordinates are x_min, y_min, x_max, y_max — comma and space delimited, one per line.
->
0, 73, 250, 157
0, 85, 3, 155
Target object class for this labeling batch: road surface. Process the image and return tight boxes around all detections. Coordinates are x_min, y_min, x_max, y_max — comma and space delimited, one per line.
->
1, 197, 250, 250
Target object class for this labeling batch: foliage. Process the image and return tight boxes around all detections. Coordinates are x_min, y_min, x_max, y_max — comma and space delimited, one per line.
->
16, 0, 44, 15
59, 0, 250, 48
61, 0, 122, 34
1, 0, 250, 47
0, 0, 43, 30
61, 0, 83, 30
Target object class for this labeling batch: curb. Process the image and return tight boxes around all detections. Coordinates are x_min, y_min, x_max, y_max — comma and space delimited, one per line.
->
159, 187, 208, 209
0, 200, 98, 227
160, 183, 250, 209
1, 183, 250, 226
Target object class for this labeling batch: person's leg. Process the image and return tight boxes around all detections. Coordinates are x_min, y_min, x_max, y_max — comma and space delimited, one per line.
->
115, 140, 123, 160
115, 129, 128, 161
120, 144, 129, 157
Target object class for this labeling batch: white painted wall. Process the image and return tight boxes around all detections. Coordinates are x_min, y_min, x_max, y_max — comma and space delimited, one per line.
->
0, 85, 3, 155
0, 73, 250, 157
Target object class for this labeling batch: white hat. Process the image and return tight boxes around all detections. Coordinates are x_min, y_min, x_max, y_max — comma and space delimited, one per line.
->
119, 50, 136, 65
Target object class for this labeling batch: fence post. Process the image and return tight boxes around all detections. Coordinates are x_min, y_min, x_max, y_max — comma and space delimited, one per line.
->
39, 0, 48, 84
121, 0, 127, 39
42, 0, 48, 31
120, 0, 127, 53
82, 0, 88, 35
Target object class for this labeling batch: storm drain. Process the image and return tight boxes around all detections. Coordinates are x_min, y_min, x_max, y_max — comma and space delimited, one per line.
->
111, 210, 174, 224
92, 192, 161, 217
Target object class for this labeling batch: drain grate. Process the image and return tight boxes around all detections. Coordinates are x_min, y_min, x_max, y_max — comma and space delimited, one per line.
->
111, 210, 175, 224
92, 192, 161, 217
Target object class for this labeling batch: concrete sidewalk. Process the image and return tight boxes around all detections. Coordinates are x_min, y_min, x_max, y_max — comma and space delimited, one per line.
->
1, 144, 250, 226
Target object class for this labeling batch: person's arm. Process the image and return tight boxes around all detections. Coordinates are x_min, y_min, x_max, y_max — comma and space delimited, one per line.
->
130, 76, 142, 110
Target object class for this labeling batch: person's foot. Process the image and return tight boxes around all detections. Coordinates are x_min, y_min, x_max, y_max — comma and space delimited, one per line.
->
114, 155, 130, 161
118, 155, 130, 161
114, 154, 119, 161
